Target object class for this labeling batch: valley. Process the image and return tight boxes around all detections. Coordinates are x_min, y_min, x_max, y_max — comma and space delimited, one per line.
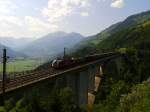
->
0, 7, 150, 112
0, 59, 43, 73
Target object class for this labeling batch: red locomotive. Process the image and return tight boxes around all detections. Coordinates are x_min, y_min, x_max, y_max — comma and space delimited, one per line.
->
51, 57, 76, 69
51, 52, 117, 69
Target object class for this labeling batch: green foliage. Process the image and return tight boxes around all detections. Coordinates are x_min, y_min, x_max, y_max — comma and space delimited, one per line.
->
98, 19, 150, 50
4, 88, 84, 112
91, 18, 150, 112
71, 44, 99, 57
118, 78, 150, 112
4, 98, 16, 111
94, 81, 130, 112
118, 48, 127, 54
0, 107, 6, 112
59, 88, 76, 112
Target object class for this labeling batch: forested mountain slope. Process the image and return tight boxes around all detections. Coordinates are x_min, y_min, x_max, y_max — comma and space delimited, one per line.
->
73, 10, 150, 54
72, 17, 150, 57
98, 18, 150, 49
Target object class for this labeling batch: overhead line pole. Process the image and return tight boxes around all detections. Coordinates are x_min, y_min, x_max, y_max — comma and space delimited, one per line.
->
64, 47, 66, 59
0, 48, 7, 106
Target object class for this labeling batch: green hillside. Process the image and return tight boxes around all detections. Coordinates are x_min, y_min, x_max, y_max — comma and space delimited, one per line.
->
118, 78, 150, 112
98, 18, 150, 49
72, 17, 150, 57
91, 19, 150, 112
73, 10, 150, 56
72, 11, 150, 112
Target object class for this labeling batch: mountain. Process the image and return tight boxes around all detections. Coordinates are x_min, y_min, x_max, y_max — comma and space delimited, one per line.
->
0, 37, 34, 50
70, 11, 150, 112
97, 18, 150, 49
21, 32, 84, 58
72, 11, 150, 56
85, 10, 150, 42
72, 10, 150, 55
95, 10, 150, 40
0, 44, 26, 61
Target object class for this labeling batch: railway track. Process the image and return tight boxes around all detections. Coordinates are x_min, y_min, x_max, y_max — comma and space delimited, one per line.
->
0, 67, 59, 93
0, 52, 120, 94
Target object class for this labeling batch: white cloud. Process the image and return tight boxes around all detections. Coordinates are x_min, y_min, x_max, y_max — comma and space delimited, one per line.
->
42, 0, 90, 23
0, 0, 94, 38
80, 11, 89, 16
0, 16, 23, 26
0, 0, 59, 38
25, 16, 58, 32
0, 15, 58, 38
111, 0, 124, 8
0, 15, 23, 37
0, 0, 18, 15
97, 0, 106, 2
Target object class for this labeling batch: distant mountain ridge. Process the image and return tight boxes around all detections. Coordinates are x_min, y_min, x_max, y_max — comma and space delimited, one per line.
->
73, 10, 150, 51
101, 10, 150, 36
0, 37, 34, 50
20, 32, 84, 58
97, 18, 150, 49
0, 44, 26, 61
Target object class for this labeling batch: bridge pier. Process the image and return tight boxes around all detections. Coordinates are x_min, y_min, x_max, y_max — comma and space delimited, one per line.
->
88, 66, 96, 93
77, 69, 89, 104
66, 69, 89, 105
114, 57, 122, 78
66, 65, 104, 105
66, 72, 79, 101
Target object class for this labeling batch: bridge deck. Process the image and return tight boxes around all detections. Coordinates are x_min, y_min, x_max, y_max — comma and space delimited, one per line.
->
0, 52, 120, 94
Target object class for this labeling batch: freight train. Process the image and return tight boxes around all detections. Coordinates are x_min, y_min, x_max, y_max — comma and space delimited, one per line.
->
51, 52, 117, 69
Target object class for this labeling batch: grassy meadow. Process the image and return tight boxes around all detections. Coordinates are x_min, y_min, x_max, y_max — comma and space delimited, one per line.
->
0, 59, 43, 73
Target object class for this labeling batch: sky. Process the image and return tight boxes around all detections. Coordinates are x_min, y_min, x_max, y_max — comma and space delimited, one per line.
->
0, 0, 150, 38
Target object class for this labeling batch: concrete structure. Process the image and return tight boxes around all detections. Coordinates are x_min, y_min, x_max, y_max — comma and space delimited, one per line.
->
0, 52, 120, 106
65, 64, 105, 105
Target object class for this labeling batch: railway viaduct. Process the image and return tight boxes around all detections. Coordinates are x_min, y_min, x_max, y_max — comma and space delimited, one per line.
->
0, 52, 121, 108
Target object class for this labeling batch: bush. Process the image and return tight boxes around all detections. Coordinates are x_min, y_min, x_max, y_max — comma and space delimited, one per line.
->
118, 78, 150, 112
0, 107, 6, 112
